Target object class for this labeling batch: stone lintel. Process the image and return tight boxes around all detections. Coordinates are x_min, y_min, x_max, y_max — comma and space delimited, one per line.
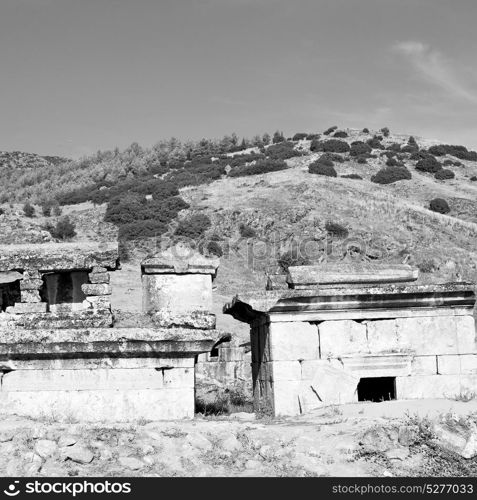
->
141, 245, 219, 277
0, 242, 119, 273
224, 283, 476, 323
287, 264, 419, 288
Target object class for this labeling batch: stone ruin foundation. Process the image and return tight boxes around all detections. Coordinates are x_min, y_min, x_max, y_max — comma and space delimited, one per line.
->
224, 264, 477, 416
0, 242, 226, 422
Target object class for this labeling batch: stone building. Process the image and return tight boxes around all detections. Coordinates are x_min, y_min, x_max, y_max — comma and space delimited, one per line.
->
224, 263, 477, 416
0, 242, 226, 422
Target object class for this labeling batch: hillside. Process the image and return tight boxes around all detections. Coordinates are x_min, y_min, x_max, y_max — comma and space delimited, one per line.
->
1, 127, 476, 339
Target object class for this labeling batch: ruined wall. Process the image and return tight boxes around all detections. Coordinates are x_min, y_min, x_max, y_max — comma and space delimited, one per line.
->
251, 313, 477, 416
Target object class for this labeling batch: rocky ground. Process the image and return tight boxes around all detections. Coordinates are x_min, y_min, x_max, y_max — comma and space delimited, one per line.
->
1, 399, 477, 477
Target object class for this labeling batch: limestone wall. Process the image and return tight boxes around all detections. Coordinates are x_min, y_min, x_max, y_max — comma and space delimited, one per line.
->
251, 312, 477, 416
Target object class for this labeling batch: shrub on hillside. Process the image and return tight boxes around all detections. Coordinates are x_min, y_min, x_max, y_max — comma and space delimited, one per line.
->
266, 141, 301, 160
429, 198, 450, 214
205, 240, 223, 257
387, 143, 401, 152
40, 199, 55, 217
272, 131, 285, 144
325, 221, 349, 239
366, 136, 384, 150
341, 173, 363, 179
371, 166, 412, 184
428, 144, 477, 161
470, 176, 477, 181
408, 136, 418, 147
0, 207, 4, 216
380, 127, 390, 137
415, 156, 442, 173
362, 128, 370, 133
292, 133, 308, 141
350, 141, 372, 157
434, 169, 455, 180
277, 250, 310, 272
239, 223, 257, 238
333, 130, 348, 138
118, 220, 169, 241
306, 133, 320, 140
175, 214, 211, 240
23, 201, 35, 217
308, 160, 337, 177
322, 139, 350, 153
310, 138, 324, 152
228, 158, 288, 177
386, 157, 404, 167
323, 126, 338, 136
44, 216, 76, 240
357, 157, 367, 164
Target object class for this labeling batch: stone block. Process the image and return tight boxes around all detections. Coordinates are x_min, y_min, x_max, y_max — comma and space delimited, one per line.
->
20, 279, 43, 291
142, 274, 212, 314
23, 270, 41, 280
272, 380, 303, 416
395, 375, 465, 399
81, 284, 112, 296
329, 354, 412, 378
1, 367, 194, 391
308, 363, 359, 405
411, 356, 438, 375
366, 320, 401, 354
389, 316, 477, 355
268, 361, 302, 381
152, 311, 216, 329
300, 359, 331, 380
20, 290, 41, 303
0, 357, 195, 371
92, 266, 107, 274
0, 388, 194, 422
5, 303, 47, 314
438, 355, 477, 375
88, 273, 110, 284
84, 296, 111, 310
268, 322, 319, 361
218, 347, 246, 362
318, 320, 368, 358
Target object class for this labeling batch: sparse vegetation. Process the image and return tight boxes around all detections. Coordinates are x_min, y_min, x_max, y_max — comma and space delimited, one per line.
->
429, 198, 450, 214
322, 139, 350, 153
323, 126, 338, 135
341, 173, 363, 179
239, 223, 257, 238
44, 216, 77, 240
308, 160, 337, 177
428, 144, 477, 161
23, 201, 35, 218
415, 155, 442, 174
333, 130, 348, 138
325, 221, 349, 239
175, 214, 211, 240
350, 141, 372, 157
266, 141, 302, 160
371, 166, 412, 184
229, 158, 289, 177
434, 169, 455, 180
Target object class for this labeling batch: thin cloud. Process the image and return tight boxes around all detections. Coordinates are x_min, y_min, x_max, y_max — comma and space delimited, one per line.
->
393, 41, 477, 104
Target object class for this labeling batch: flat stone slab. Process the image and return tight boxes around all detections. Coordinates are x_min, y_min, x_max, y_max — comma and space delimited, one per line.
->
287, 264, 419, 288
0, 242, 119, 272
141, 245, 219, 276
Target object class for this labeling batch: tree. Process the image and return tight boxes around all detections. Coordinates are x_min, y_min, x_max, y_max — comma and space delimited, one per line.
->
272, 130, 285, 144
46, 216, 77, 240
23, 201, 35, 217
262, 133, 271, 145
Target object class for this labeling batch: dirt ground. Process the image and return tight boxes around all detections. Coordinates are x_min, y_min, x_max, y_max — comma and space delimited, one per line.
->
1, 399, 476, 477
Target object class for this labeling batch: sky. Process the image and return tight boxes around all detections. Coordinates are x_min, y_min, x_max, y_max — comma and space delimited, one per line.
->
0, 0, 477, 158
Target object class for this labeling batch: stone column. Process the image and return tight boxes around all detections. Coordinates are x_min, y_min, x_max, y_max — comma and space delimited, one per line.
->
141, 247, 219, 328
82, 267, 112, 313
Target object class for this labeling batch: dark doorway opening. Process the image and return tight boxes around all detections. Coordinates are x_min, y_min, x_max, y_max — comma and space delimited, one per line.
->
0, 281, 21, 312
357, 377, 396, 402
42, 271, 89, 312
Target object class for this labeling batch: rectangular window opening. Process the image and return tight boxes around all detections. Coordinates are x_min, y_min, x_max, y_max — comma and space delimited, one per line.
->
357, 377, 396, 402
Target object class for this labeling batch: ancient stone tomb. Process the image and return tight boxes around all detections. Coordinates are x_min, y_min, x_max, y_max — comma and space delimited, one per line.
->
224, 264, 477, 416
0, 242, 224, 422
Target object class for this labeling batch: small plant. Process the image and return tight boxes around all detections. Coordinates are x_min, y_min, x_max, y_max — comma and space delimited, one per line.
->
308, 160, 337, 177
371, 166, 412, 184
366, 136, 384, 149
239, 223, 257, 238
272, 130, 285, 144
205, 240, 223, 257
322, 139, 350, 153
23, 201, 35, 217
356, 157, 367, 164
429, 198, 450, 214
323, 125, 338, 135
175, 213, 211, 239
45, 216, 77, 240
471, 176, 477, 182
434, 169, 455, 180
416, 155, 442, 173
362, 128, 370, 133
350, 141, 372, 157
341, 173, 363, 179
452, 390, 477, 402
310, 138, 324, 152
292, 132, 308, 141
325, 221, 349, 239
40, 199, 55, 217
380, 127, 390, 137
0, 207, 4, 216
385, 157, 403, 167
333, 130, 348, 138
277, 249, 310, 272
